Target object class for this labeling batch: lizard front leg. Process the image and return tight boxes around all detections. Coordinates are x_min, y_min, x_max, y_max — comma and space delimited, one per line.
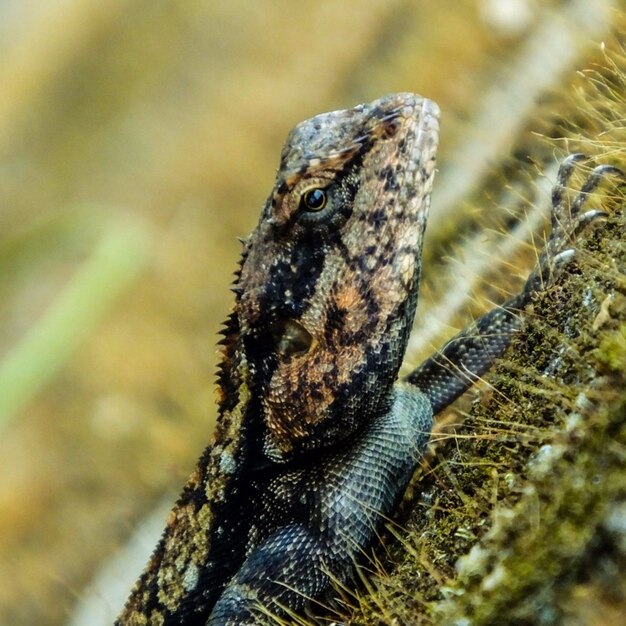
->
405, 155, 622, 411
209, 388, 433, 625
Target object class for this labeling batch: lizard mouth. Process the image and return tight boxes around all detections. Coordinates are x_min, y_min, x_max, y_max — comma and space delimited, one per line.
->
271, 318, 314, 358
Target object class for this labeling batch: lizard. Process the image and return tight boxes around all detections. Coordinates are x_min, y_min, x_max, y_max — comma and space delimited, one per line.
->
116, 92, 619, 625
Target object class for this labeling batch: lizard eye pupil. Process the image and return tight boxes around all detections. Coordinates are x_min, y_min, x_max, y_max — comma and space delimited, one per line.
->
301, 188, 327, 212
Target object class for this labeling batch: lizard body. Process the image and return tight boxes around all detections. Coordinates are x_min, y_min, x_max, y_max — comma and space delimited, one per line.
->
117, 93, 613, 625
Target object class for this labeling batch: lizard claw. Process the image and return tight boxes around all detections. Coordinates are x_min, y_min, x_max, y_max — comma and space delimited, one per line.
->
549, 156, 623, 248
574, 208, 609, 230
571, 164, 625, 214
524, 156, 622, 299
556, 208, 609, 245
550, 152, 587, 215
552, 249, 576, 267
578, 208, 609, 223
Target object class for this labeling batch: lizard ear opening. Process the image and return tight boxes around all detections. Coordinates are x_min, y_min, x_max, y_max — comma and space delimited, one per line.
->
271, 319, 313, 358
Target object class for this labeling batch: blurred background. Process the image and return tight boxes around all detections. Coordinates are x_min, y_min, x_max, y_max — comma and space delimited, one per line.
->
0, 1, 621, 624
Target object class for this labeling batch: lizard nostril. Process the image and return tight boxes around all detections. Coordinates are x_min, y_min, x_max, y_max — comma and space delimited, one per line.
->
381, 118, 401, 139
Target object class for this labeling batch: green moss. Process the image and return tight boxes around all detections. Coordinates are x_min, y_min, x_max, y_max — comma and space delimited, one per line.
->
596, 324, 626, 372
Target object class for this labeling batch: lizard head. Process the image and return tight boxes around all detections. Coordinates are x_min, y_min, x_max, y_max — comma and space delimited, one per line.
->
233, 93, 439, 462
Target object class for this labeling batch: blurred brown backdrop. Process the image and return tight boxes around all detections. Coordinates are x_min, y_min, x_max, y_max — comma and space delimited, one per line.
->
0, 1, 619, 624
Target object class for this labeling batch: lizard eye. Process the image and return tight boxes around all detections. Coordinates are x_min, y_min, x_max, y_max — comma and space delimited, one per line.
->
300, 187, 327, 212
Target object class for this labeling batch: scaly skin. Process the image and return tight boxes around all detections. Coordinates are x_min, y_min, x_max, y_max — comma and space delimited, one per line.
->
116, 95, 615, 625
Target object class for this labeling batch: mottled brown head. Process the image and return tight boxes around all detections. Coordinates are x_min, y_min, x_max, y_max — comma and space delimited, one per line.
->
234, 93, 439, 462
